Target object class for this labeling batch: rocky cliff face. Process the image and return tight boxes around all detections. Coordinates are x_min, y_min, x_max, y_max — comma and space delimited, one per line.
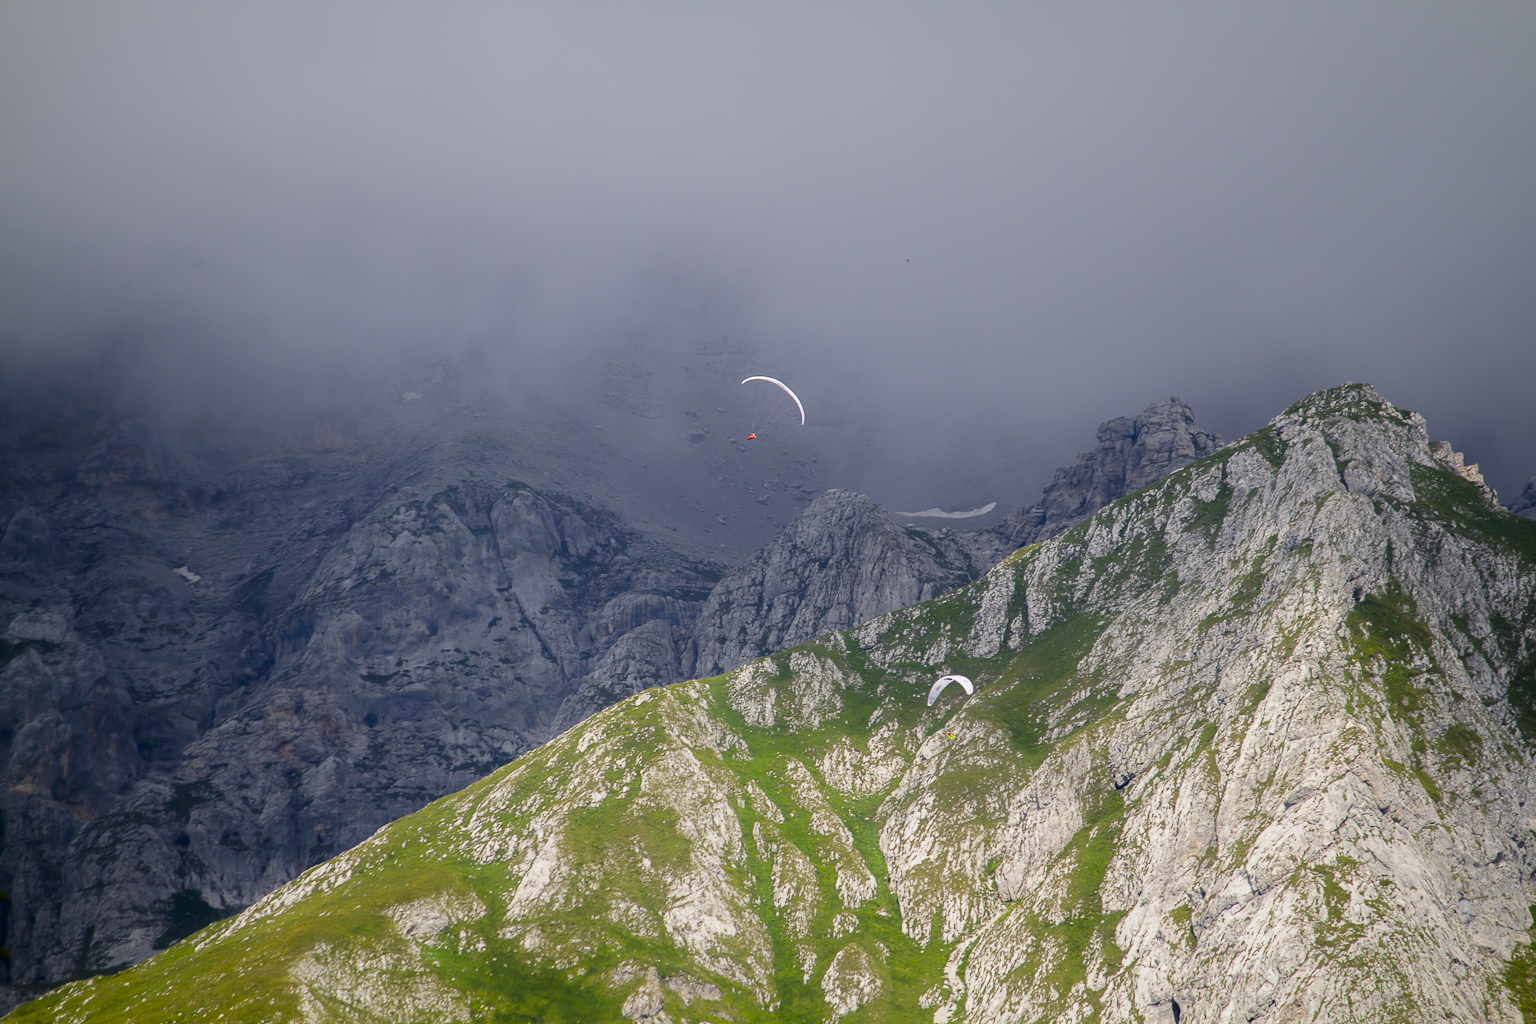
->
1510, 476, 1536, 520
684, 490, 999, 679
989, 395, 1224, 548
0, 384, 1210, 1005
22, 383, 1536, 1024
679, 398, 1220, 684
0, 428, 721, 1001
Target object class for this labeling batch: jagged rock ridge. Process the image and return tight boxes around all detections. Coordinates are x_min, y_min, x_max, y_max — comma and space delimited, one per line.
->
21, 383, 1536, 1024
1510, 476, 1536, 520
681, 489, 998, 681
0, 435, 721, 1001
0, 390, 1214, 1005
989, 395, 1224, 548
679, 397, 1221, 683
0, 393, 1222, 1000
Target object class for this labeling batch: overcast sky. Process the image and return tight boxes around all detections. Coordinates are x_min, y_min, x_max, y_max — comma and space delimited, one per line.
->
3, 2, 1534, 500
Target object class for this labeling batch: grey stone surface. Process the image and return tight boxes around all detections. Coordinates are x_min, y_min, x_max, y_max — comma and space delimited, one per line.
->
0, 423, 721, 997
28, 383, 1536, 1023
1509, 475, 1536, 520
685, 490, 994, 678
0, 390, 1215, 1003
988, 396, 1224, 549
679, 398, 1221, 682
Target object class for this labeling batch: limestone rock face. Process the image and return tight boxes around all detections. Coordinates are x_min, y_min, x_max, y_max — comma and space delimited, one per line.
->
0, 389, 1210, 1004
24, 383, 1536, 1024
686, 490, 994, 678
549, 617, 684, 732
0, 435, 720, 1000
1509, 475, 1536, 520
1430, 439, 1500, 503
681, 398, 1220, 682
991, 396, 1224, 548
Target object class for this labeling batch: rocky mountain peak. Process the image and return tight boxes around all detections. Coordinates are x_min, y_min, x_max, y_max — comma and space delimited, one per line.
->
1085, 395, 1221, 496
680, 398, 1223, 683
685, 489, 989, 678
0, 453, 723, 1004
22, 383, 1534, 1023
1508, 476, 1536, 520
991, 395, 1223, 548
0, 388, 1222, 1008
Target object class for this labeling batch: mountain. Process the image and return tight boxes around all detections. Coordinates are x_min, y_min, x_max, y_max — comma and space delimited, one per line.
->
1510, 476, 1536, 520
0, 433, 724, 998
557, 398, 1220, 728
680, 489, 1001, 681
679, 398, 1221, 683
0, 373, 1215, 1007
986, 395, 1224, 549
19, 383, 1536, 1023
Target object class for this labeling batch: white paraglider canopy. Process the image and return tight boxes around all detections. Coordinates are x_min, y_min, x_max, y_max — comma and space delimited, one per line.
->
926, 673, 974, 706
741, 376, 806, 426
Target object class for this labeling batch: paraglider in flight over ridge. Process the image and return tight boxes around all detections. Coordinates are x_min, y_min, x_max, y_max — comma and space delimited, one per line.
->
740, 377, 805, 423
740, 376, 806, 439
927, 674, 974, 706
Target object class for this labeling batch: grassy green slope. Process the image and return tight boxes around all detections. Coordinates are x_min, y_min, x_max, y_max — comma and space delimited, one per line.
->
14, 384, 1536, 1023
11, 528, 1137, 1023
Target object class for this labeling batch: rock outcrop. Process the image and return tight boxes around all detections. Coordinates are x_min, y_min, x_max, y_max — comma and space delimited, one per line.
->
677, 398, 1220, 683
22, 383, 1536, 1023
0, 435, 720, 1003
989, 395, 1224, 548
1429, 439, 1499, 503
0, 388, 1214, 1005
684, 490, 996, 678
1509, 475, 1536, 520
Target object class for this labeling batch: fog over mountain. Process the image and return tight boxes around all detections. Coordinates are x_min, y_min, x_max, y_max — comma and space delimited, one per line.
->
3, 2, 1534, 509
3, 8, 1536, 1016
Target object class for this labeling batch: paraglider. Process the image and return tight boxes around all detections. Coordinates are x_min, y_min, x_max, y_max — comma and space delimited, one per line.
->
926, 674, 974, 706
740, 376, 806, 438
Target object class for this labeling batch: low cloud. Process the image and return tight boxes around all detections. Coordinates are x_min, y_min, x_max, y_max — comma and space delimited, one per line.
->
3, 2, 1533, 498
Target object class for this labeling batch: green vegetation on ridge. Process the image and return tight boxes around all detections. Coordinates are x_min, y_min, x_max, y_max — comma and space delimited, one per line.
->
19, 381, 1536, 1023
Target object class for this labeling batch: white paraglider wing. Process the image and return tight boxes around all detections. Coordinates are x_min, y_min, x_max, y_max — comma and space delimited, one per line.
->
926, 673, 975, 706
741, 376, 806, 426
